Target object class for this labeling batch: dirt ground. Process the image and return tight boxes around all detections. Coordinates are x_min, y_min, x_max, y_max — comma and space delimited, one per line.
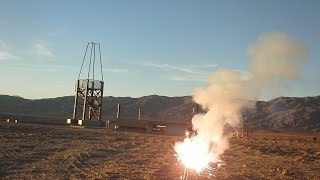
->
0, 122, 319, 179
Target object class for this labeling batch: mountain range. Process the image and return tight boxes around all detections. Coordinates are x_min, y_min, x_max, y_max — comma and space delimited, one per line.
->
0, 95, 319, 132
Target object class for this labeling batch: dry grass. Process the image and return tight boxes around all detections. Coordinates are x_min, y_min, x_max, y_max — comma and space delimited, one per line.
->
0, 122, 319, 179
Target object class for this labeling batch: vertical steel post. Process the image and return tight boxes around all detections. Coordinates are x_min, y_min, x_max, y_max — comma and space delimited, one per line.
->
138, 108, 141, 120
117, 103, 120, 119
89, 80, 94, 120
72, 80, 79, 121
82, 80, 89, 120
99, 81, 104, 121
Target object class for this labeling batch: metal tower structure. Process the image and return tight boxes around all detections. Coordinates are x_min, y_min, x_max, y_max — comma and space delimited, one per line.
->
72, 42, 104, 122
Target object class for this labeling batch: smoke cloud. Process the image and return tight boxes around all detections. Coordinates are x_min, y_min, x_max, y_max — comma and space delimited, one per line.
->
249, 32, 309, 97
179, 32, 309, 164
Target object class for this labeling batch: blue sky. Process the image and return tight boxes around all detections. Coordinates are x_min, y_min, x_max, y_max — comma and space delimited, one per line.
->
0, 0, 319, 100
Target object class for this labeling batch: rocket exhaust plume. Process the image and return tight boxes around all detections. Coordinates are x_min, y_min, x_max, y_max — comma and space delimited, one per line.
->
174, 32, 309, 178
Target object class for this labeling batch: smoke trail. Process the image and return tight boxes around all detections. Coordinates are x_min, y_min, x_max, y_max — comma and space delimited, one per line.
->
176, 32, 309, 165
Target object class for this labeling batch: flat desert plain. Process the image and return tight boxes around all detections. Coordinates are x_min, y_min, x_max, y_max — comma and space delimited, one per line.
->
0, 122, 319, 179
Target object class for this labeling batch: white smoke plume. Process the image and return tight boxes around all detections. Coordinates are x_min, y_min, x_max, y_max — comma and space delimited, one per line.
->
175, 32, 309, 165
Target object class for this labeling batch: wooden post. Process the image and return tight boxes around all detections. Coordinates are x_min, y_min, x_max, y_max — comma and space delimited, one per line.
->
192, 104, 200, 114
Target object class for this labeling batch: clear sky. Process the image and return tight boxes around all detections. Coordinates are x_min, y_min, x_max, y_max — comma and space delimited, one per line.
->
0, 0, 319, 100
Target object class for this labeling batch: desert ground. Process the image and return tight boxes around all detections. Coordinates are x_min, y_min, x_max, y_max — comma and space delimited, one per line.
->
0, 121, 319, 179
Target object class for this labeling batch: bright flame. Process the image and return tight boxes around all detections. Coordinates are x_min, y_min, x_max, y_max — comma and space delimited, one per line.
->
175, 136, 211, 173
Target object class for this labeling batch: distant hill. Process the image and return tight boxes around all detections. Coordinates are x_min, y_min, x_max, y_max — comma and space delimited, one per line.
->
0, 95, 319, 132
243, 96, 320, 132
0, 95, 196, 121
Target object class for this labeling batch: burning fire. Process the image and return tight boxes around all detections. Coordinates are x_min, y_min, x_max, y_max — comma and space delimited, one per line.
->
175, 136, 211, 173
175, 129, 226, 179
